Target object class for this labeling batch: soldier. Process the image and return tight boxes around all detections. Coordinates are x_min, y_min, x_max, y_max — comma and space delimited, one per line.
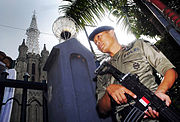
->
88, 26, 178, 121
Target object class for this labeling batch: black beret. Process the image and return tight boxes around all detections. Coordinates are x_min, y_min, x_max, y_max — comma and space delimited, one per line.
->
88, 26, 114, 41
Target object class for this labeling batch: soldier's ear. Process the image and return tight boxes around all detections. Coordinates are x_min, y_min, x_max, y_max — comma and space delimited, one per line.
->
108, 30, 116, 39
108, 30, 115, 36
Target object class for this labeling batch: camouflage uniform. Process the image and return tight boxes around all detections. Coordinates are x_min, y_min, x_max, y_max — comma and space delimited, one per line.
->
96, 39, 175, 122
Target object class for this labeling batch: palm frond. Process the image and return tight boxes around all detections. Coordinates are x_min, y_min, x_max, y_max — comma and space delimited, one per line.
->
59, 0, 143, 36
59, 0, 112, 30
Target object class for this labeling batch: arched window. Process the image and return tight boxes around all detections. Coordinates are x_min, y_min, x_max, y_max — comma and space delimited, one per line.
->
32, 63, 35, 74
27, 98, 42, 122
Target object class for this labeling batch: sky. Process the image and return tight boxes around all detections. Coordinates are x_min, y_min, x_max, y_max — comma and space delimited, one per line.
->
0, 0, 156, 60
0, 0, 60, 59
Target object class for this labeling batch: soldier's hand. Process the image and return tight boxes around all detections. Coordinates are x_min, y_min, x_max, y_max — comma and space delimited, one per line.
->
106, 84, 137, 104
144, 106, 159, 119
155, 92, 171, 106
144, 92, 171, 119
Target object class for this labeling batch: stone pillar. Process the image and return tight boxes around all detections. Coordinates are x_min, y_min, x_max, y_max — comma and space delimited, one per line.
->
44, 38, 112, 122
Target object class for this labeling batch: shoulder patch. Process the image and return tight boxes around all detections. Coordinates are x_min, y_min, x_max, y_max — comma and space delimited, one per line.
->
143, 40, 160, 53
124, 41, 135, 51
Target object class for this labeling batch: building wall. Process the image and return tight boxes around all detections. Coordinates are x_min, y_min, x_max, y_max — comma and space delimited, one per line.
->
10, 41, 49, 122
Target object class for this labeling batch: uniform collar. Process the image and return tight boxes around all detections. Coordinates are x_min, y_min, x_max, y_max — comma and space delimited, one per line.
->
110, 46, 125, 62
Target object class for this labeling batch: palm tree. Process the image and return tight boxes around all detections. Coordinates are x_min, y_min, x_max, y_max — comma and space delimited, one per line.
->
59, 0, 165, 38
59, 0, 107, 29
59, 0, 133, 30
59, 0, 180, 38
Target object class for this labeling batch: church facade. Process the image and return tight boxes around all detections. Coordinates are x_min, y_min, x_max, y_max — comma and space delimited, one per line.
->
10, 13, 49, 122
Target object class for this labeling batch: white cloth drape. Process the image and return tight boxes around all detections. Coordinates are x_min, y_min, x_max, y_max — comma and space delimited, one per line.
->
0, 69, 16, 122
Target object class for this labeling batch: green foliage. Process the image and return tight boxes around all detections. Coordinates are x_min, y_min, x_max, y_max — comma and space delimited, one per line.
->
59, 0, 107, 29
59, 0, 180, 38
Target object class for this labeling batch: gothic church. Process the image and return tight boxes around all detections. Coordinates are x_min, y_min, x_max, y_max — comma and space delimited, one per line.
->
10, 13, 49, 122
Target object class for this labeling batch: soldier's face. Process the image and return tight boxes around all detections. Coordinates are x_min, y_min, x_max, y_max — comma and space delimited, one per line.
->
94, 30, 115, 53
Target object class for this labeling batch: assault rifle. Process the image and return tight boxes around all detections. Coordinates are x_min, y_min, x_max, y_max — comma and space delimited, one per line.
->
95, 61, 180, 122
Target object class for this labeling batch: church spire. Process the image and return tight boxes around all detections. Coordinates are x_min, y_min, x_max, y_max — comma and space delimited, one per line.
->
26, 11, 40, 54
43, 44, 47, 51
30, 10, 38, 30
18, 39, 28, 60
41, 44, 49, 58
